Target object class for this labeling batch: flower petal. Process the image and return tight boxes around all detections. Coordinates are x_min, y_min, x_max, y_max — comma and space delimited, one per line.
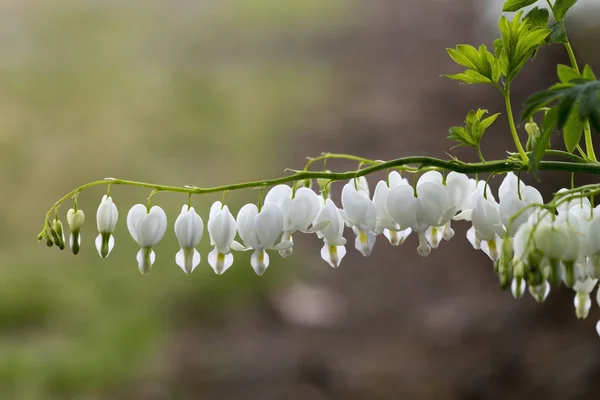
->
208, 247, 233, 275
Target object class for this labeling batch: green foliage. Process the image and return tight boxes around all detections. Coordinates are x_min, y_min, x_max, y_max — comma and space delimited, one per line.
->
547, 21, 567, 44
443, 45, 501, 86
525, 7, 550, 30
523, 68, 600, 133
502, 0, 538, 12
448, 109, 500, 152
495, 12, 551, 81
554, 0, 578, 21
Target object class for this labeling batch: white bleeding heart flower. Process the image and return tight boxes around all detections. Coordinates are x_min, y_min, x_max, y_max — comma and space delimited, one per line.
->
127, 204, 168, 275
95, 195, 118, 258
470, 194, 504, 261
372, 173, 412, 246
341, 183, 377, 257
499, 184, 543, 235
174, 205, 204, 275
264, 185, 323, 258
349, 176, 370, 197
314, 198, 347, 268
454, 179, 495, 221
386, 180, 450, 257
556, 188, 591, 215
237, 203, 292, 276
207, 201, 244, 275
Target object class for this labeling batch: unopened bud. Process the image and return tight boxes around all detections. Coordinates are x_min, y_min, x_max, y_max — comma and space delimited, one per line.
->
529, 280, 550, 303
574, 293, 592, 319
67, 209, 85, 233
511, 277, 526, 299
53, 219, 65, 250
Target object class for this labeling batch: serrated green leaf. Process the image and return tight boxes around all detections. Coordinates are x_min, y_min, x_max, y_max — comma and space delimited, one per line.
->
447, 48, 476, 70
557, 64, 580, 83
525, 7, 550, 30
547, 21, 567, 43
502, 0, 538, 12
442, 70, 492, 85
582, 65, 596, 81
480, 113, 501, 132
563, 104, 585, 153
448, 126, 476, 147
554, 0, 577, 22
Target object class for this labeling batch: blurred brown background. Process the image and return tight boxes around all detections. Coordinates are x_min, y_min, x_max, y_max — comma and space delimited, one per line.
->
2, 0, 600, 399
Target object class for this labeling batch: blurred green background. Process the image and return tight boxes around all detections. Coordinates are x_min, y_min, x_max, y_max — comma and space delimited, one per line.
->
2, 1, 600, 399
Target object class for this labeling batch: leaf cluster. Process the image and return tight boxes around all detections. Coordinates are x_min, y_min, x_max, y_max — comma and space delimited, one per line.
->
448, 109, 500, 152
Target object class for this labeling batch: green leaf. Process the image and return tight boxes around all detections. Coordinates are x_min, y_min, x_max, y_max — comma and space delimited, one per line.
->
563, 104, 585, 153
522, 79, 600, 133
525, 7, 550, 30
442, 71, 492, 84
557, 64, 580, 83
497, 14, 551, 80
547, 21, 567, 44
480, 113, 501, 132
583, 65, 596, 81
502, 0, 538, 12
444, 45, 500, 86
554, 0, 578, 22
530, 106, 558, 175
448, 126, 475, 147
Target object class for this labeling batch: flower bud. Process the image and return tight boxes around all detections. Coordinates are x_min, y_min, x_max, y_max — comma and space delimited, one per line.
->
574, 293, 592, 319
529, 280, 550, 303
67, 209, 85, 255
95, 195, 118, 258
53, 219, 65, 250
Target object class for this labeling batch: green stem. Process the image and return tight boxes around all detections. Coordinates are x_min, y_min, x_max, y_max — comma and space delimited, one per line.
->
504, 87, 529, 165
40, 153, 600, 239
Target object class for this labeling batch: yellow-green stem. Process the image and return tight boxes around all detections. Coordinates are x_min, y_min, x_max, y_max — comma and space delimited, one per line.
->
504, 88, 529, 165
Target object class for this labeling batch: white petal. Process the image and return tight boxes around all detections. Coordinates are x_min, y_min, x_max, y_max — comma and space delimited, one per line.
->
250, 249, 270, 276
417, 231, 431, 257
96, 196, 118, 233
176, 248, 200, 275
511, 277, 526, 299
425, 226, 443, 249
136, 248, 155, 275
417, 182, 449, 227
278, 233, 294, 258
126, 204, 147, 243
137, 206, 167, 247
255, 203, 284, 248
529, 281, 551, 303
175, 206, 204, 249
209, 201, 223, 220
208, 247, 233, 275
320, 241, 346, 268
289, 189, 320, 231
237, 203, 261, 248
95, 233, 114, 258
466, 226, 480, 250
386, 184, 418, 230
384, 228, 411, 246
354, 228, 376, 257
498, 172, 518, 201
208, 206, 237, 249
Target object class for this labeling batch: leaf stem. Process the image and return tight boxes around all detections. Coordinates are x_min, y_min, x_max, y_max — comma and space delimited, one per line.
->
504, 87, 530, 165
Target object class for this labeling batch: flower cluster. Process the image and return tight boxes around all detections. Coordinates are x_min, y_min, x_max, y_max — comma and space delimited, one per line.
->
45, 170, 600, 338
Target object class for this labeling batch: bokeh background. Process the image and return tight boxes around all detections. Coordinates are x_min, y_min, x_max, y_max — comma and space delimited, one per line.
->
2, 0, 600, 399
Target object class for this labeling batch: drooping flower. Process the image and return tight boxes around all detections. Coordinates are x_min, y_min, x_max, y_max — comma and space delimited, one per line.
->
174, 205, 204, 274
340, 182, 377, 257
573, 277, 598, 319
127, 204, 168, 275
386, 178, 451, 257
313, 198, 347, 267
95, 195, 118, 258
66, 208, 85, 255
207, 201, 244, 275
237, 203, 292, 275
372, 172, 412, 246
264, 185, 322, 258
